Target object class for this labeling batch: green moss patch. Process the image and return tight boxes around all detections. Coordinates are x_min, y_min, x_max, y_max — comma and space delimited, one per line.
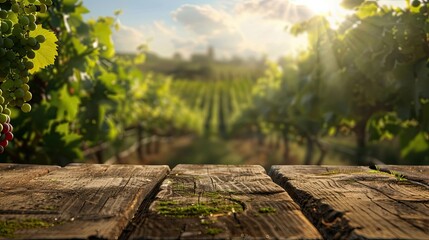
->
368, 169, 407, 181
368, 169, 390, 175
206, 228, 223, 235
200, 219, 217, 225
156, 192, 243, 218
258, 207, 276, 214
0, 219, 54, 238
390, 171, 407, 181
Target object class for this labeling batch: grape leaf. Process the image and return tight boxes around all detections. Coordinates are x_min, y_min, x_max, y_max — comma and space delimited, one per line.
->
56, 123, 82, 144
401, 132, 429, 161
51, 86, 81, 122
91, 17, 115, 58
356, 2, 379, 19
29, 25, 58, 74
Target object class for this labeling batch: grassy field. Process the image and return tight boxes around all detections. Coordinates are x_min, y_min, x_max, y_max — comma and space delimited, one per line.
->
119, 135, 353, 169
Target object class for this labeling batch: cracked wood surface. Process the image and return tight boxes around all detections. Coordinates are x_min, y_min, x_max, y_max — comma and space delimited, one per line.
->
0, 164, 169, 239
270, 165, 429, 240
129, 164, 321, 240
1, 164, 428, 240
374, 165, 429, 186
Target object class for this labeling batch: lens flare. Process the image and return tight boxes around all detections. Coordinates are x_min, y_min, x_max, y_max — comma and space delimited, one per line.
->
290, 0, 350, 28
290, 0, 342, 14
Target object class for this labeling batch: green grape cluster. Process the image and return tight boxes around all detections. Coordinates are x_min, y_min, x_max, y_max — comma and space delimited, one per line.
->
411, 0, 429, 14
0, 0, 52, 153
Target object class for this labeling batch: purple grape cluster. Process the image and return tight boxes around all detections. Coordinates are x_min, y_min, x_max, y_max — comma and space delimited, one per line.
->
0, 113, 13, 154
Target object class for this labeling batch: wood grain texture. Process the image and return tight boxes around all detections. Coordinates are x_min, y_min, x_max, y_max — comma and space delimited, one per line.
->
0, 164, 60, 188
373, 165, 429, 186
270, 165, 429, 240
0, 164, 169, 239
130, 164, 321, 240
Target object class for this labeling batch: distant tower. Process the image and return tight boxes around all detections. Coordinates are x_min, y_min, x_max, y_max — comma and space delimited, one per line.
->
173, 52, 183, 61
207, 46, 215, 61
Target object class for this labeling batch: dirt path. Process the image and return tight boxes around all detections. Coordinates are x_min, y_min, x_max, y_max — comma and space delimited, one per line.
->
96, 135, 350, 168
119, 135, 301, 168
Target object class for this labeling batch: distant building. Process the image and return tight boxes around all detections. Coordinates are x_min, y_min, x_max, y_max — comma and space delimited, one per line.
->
191, 46, 215, 63
207, 46, 215, 61
173, 52, 183, 61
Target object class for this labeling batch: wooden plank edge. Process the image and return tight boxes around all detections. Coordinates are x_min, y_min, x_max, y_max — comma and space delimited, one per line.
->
0, 164, 61, 185
0, 164, 170, 240
118, 167, 170, 240
0, 163, 60, 171
269, 166, 358, 239
129, 164, 322, 240
370, 165, 429, 188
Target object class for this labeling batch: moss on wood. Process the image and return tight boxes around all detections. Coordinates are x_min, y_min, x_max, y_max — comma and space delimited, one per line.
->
156, 192, 243, 218
258, 207, 276, 214
206, 228, 223, 235
0, 219, 54, 238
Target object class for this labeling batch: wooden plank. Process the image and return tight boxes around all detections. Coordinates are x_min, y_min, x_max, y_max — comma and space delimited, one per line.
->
373, 165, 429, 186
0, 164, 60, 188
130, 164, 321, 240
0, 164, 169, 239
270, 165, 429, 240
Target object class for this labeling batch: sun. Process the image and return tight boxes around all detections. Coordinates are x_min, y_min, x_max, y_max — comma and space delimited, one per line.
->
290, 0, 344, 14
290, 0, 350, 28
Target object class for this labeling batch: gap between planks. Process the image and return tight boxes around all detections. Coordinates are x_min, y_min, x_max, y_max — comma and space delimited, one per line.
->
1, 164, 428, 240
0, 164, 170, 240
129, 164, 321, 240
270, 165, 429, 240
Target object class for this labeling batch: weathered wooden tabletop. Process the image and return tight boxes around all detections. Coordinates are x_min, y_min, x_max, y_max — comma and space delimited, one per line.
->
0, 164, 428, 239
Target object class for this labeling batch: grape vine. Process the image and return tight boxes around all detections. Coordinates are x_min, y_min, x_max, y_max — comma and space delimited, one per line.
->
0, 0, 200, 164
236, 0, 429, 164
2, 0, 427, 165
0, 0, 57, 153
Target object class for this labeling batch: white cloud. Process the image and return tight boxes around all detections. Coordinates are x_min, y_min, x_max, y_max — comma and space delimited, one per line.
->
113, 21, 178, 56
170, 4, 249, 58
235, 0, 314, 23
112, 24, 145, 53
113, 1, 311, 59
172, 4, 234, 35
237, 15, 308, 58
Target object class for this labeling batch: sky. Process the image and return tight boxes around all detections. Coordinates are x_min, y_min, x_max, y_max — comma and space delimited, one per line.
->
83, 0, 405, 60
